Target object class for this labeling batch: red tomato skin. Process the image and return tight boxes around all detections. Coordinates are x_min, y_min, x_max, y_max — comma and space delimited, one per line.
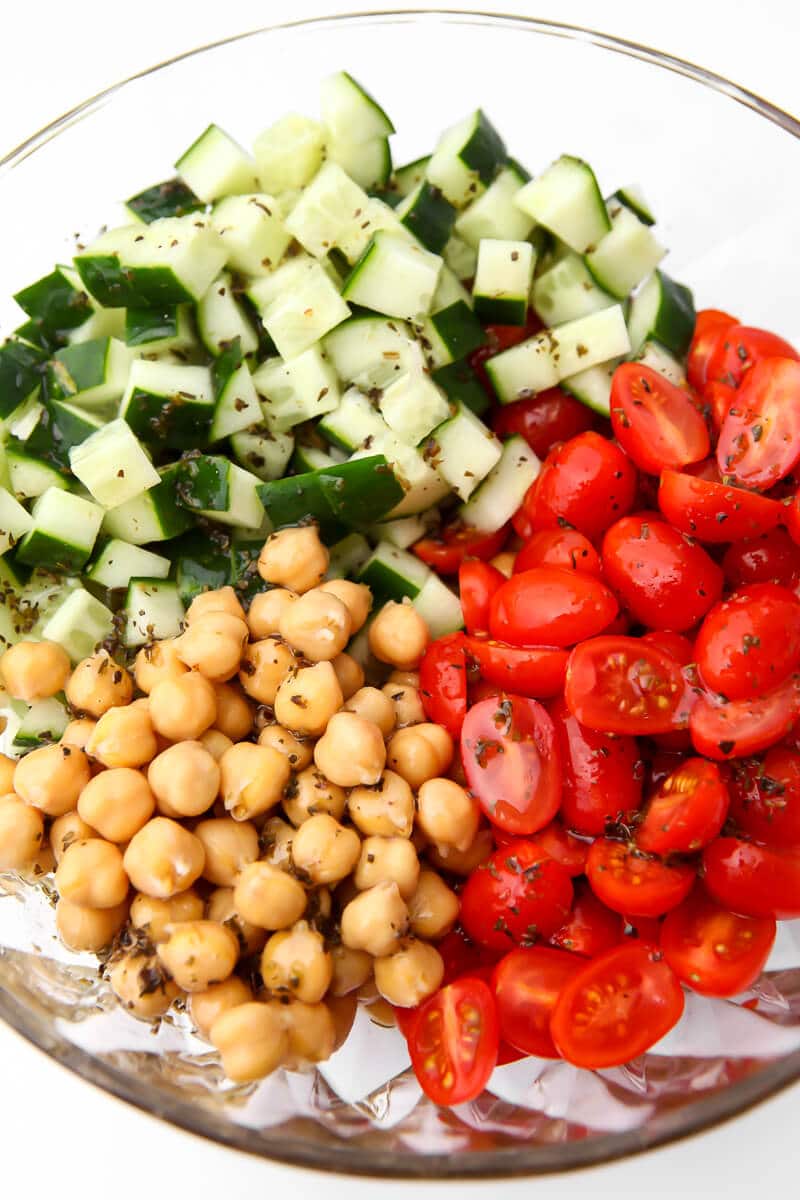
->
491, 386, 596, 459
513, 528, 602, 577
635, 758, 729, 854
687, 310, 738, 393
459, 560, 506, 636
610, 363, 710, 476
549, 941, 685, 1069
689, 673, 800, 761
549, 878, 625, 957
548, 693, 643, 835
586, 839, 696, 918
706, 325, 799, 390
436, 928, 501, 985
461, 695, 562, 835
658, 470, 783, 544
786, 492, 800, 547
516, 818, 590, 876
702, 837, 800, 919
459, 842, 574, 951
641, 630, 695, 667
412, 524, 509, 576
722, 528, 800, 588
706, 380, 739, 433
492, 946, 584, 1058
727, 746, 800, 848
602, 515, 723, 632
716, 357, 800, 490
694, 584, 800, 701
565, 635, 691, 736
464, 637, 568, 699
624, 915, 664, 943
489, 566, 618, 648
660, 885, 776, 998
471, 314, 544, 395
419, 632, 469, 740
528, 432, 638, 542
408, 978, 499, 1105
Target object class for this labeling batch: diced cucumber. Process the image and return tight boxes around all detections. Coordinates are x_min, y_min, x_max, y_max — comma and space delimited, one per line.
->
196, 272, 259, 357
210, 193, 291, 277
514, 155, 609, 253
86, 538, 171, 591
323, 316, 424, 390
318, 387, 388, 453
46, 337, 133, 409
6, 449, 68, 499
68, 418, 159, 508
326, 532, 372, 581
39, 587, 114, 662
336, 195, 411, 265
633, 340, 685, 385
12, 696, 69, 750
320, 71, 394, 143
230, 428, 295, 482
433, 360, 490, 417
609, 184, 655, 226
102, 463, 193, 544
391, 157, 430, 199
210, 340, 262, 442
358, 542, 430, 600
175, 124, 258, 202
473, 238, 535, 325
176, 455, 265, 530
256, 473, 344, 540
254, 114, 326, 193
14, 266, 92, 337
532, 251, 617, 327
124, 578, 185, 647
6, 396, 46, 443
0, 559, 24, 650
259, 454, 403, 533
561, 358, 621, 416
253, 346, 340, 433
249, 257, 350, 360
371, 512, 430, 550
124, 304, 196, 352
292, 445, 340, 472
173, 532, 231, 606
412, 300, 485, 371
426, 404, 502, 501
459, 435, 541, 532
67, 303, 127, 345
378, 372, 451, 445
626, 270, 695, 357
120, 360, 215, 448
23, 571, 80, 637
16, 488, 103, 571
23, 401, 105, 471
412, 574, 463, 639
125, 178, 204, 224
431, 265, 473, 312
396, 182, 456, 254
326, 134, 392, 190
342, 232, 442, 319
284, 162, 371, 258
442, 234, 478, 281
585, 204, 665, 299
454, 163, 534, 247
0, 340, 45, 426
0, 488, 34, 555
426, 111, 506, 207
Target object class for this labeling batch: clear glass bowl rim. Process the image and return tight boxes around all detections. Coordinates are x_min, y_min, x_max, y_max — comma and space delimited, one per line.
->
1, 9, 799, 1178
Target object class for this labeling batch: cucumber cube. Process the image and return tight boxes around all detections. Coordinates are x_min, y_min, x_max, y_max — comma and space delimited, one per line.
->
514, 155, 610, 254
16, 488, 103, 571
325, 134, 392, 191
254, 114, 325, 193
396, 182, 456, 254
379, 372, 451, 446
211, 194, 291, 277
412, 300, 485, 371
69, 418, 160, 507
320, 71, 394, 143
284, 162, 370, 258
12, 696, 70, 749
426, 110, 506, 208
230, 429, 294, 482
442, 234, 478, 282
87, 538, 171, 591
47, 336, 133, 409
14, 265, 92, 335
103, 463, 193, 544
6, 450, 68, 500
627, 270, 695, 357
196, 272, 259, 358
532, 252, 616, 327
0, 488, 34, 555
210, 341, 262, 442
0, 340, 44, 420
454, 165, 534, 248
124, 304, 196, 352
254, 261, 351, 361
473, 239, 535, 326
176, 455, 265, 530
342, 232, 442, 319
124, 579, 185, 647
254, 347, 340, 433
175, 123, 258, 202
125, 178, 203, 224
585, 204, 666, 299
120, 360, 215, 448
358, 542, 430, 601
427, 405, 503, 501
413, 574, 464, 639
40, 587, 114, 661
459, 435, 541, 532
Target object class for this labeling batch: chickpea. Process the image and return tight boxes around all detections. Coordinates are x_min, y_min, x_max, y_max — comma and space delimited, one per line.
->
340, 881, 408, 958
313, 712, 386, 788
281, 1000, 335, 1067
246, 588, 297, 639
134, 638, 188, 694
427, 825, 494, 876
130, 889, 205, 942
156, 919, 239, 992
61, 718, 96, 751
199, 728, 234, 762
186, 585, 246, 625
190, 976, 253, 1040
374, 939, 444, 1008
13, 743, 90, 817
348, 771, 415, 840
146, 742, 220, 820
319, 580, 372, 633
148, 673, 217, 742
277, 589, 352, 663
369, 600, 429, 670
387, 724, 453, 790
290, 814, 361, 886
354, 836, 420, 899
344, 687, 394, 736
75, 768, 154, 844
258, 723, 314, 771
408, 870, 460, 939
258, 526, 329, 594
233, 861, 307, 930
193, 817, 258, 887
55, 838, 128, 909
416, 777, 480, 853
329, 944, 373, 997
331, 652, 364, 700
261, 920, 332, 1003
50, 811, 97, 863
86, 704, 157, 769
123, 817, 206, 898
211, 683, 254, 741
210, 1001, 288, 1082
282, 767, 344, 826
0, 793, 44, 870
0, 754, 16, 794
274, 661, 343, 737
176, 612, 248, 683
489, 550, 515, 577
388, 670, 420, 688
260, 816, 294, 871
56, 898, 128, 953
239, 637, 296, 705
65, 651, 133, 718
219, 742, 290, 822
108, 952, 180, 1019
206, 886, 266, 956
0, 639, 70, 701
381, 682, 425, 729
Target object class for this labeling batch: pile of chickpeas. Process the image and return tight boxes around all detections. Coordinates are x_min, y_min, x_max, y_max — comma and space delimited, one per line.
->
0, 524, 490, 1084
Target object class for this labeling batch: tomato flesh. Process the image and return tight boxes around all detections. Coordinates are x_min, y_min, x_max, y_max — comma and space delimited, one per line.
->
727, 746, 800, 848
465, 637, 568, 699
550, 878, 625, 957
716, 357, 800, 490
413, 523, 508, 575
706, 324, 799, 391
518, 818, 590, 876
492, 946, 583, 1058
689, 673, 800, 760
513, 528, 602, 577
565, 635, 690, 735
459, 560, 506, 636
660, 885, 775, 997
489, 566, 618, 648
527, 431, 638, 542
408, 978, 499, 1105
586, 838, 696, 918
610, 363, 710, 475
702, 837, 800, 920
687, 309, 738, 393
658, 469, 782, 544
636, 758, 729, 854
694, 583, 800, 701
459, 841, 574, 951
419, 632, 469, 740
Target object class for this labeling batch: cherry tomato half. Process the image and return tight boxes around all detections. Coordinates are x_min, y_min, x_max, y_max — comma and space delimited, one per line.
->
716, 357, 800, 490
419, 632, 469, 740
686, 309, 738, 393
521, 819, 590, 876
694, 583, 800, 700
689, 673, 800, 761
640, 630, 695, 666
492, 386, 596, 459
660, 885, 776, 997
636, 758, 729, 855
586, 839, 696, 918
658, 470, 782, 544
407, 977, 499, 1105
610, 363, 710, 476
464, 637, 568, 699
459, 560, 506, 636
513, 528, 602, 576
461, 694, 561, 835
565, 635, 691, 736
489, 566, 618, 648
549, 941, 685, 1068
412, 523, 509, 575
706, 324, 799, 391
549, 878, 625, 957
527, 431, 638, 542
722, 528, 800, 588
492, 946, 583, 1058
470, 313, 544, 395
459, 841, 574, 951
702, 837, 800, 920
727, 746, 800, 848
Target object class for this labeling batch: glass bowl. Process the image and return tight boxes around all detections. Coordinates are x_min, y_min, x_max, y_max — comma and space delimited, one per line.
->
1, 10, 800, 1178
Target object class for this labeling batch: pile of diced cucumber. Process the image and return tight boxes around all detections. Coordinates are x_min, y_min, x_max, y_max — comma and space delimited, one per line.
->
0, 71, 696, 748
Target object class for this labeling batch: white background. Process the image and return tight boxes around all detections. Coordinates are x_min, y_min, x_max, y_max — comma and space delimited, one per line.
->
1, 2, 798, 1197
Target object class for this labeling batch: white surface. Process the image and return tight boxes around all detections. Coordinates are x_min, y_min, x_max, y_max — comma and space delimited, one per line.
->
1, 1, 799, 1196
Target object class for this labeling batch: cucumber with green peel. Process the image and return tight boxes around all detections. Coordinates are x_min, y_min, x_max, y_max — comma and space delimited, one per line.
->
433, 360, 490, 417
102, 463, 194, 544
396, 182, 456, 254
46, 336, 133, 409
86, 538, 171, 592
514, 155, 610, 253
326, 531, 372, 580
609, 184, 655, 226
323, 316, 424, 391
124, 304, 197, 352
561, 358, 622, 416
22, 401, 105, 470
425, 403, 503, 501
426, 110, 506, 208
321, 71, 394, 143
14, 266, 92, 337
6, 448, 69, 499
120, 360, 215, 449
391, 157, 431, 199
228, 535, 265, 604
473, 238, 535, 325
626, 270, 695, 357
412, 573, 463, 639
284, 162, 371, 258
253, 259, 351, 360
16, 488, 104, 572
68, 418, 160, 507
196, 272, 260, 358
125, 178, 204, 224
172, 531, 231, 606
342, 231, 442, 319
431, 265, 474, 312
175, 123, 258, 203
67, 303, 127, 345
209, 339, 262, 442
454, 163, 534, 248
175, 455, 265, 530
442, 234, 478, 281
291, 444, 341, 472
210, 193, 291, 277
124, 578, 185, 647
531, 251, 617, 327
632, 339, 686, 385
458, 435, 541, 532
0, 340, 45, 421
412, 300, 485, 370
585, 204, 665, 299
318, 456, 405, 528
231, 428, 295, 482
253, 113, 325, 194
326, 134, 392, 191
0, 488, 34, 555
253, 346, 340, 433
358, 541, 430, 601
12, 696, 70, 750
39, 587, 115, 662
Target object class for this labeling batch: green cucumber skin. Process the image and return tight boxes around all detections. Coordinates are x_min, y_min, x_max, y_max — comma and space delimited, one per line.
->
317, 456, 404, 527
15, 530, 90, 573
75, 256, 195, 308
173, 535, 231, 606
462, 111, 506, 182
400, 183, 456, 253
653, 273, 696, 358
428, 301, 486, 359
433, 361, 490, 417
14, 269, 92, 334
0, 340, 45, 418
175, 455, 230, 512
258, 472, 346, 541
125, 179, 204, 224
125, 305, 181, 347
211, 336, 244, 397
123, 388, 213, 450
473, 295, 527, 326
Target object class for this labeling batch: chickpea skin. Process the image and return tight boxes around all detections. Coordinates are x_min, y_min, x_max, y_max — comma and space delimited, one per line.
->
344, 687, 395, 736
355, 836, 420, 899
210, 1001, 288, 1083
427, 826, 494, 876
199, 729, 234, 762
416, 778, 480, 853
331, 652, 364, 700
278, 589, 351, 663
147, 742, 220, 819
55, 839, 128, 909
258, 526, 329, 594
291, 814, 361, 886
61, 718, 96, 751
408, 870, 460, 939
148, 673, 217, 742
348, 771, 415, 839
234, 861, 307, 930
130, 889, 205, 943
261, 921, 332, 1004
0, 640, 70, 701
239, 637, 296, 705
381, 681, 426, 729
369, 600, 429, 670
219, 742, 290, 822
157, 919, 239, 992
281, 1000, 336, 1067
0, 754, 16, 794
260, 817, 295, 871
374, 939, 444, 1008
386, 724, 453, 790
193, 817, 258, 887
258, 723, 314, 771
0, 794, 44, 871
108, 953, 180, 1019
56, 898, 128, 953
134, 639, 188, 694
14, 744, 90, 817
190, 976, 253, 1041
123, 817, 206, 898
340, 881, 409, 958
329, 944, 373, 997
177, 612, 249, 682
86, 704, 157, 769
388, 670, 420, 688
186, 586, 246, 625
50, 811, 97, 863
274, 661, 343, 737
76, 768, 155, 843
319, 580, 372, 633
206, 887, 266, 956
212, 683, 254, 741
65, 651, 133, 717
313, 712, 386, 788
282, 766, 345, 826
246, 588, 297, 639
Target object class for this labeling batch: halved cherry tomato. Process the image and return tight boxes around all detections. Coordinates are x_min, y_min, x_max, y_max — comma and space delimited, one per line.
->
702, 837, 800, 920
526, 431, 638, 542
658, 470, 782, 544
689, 673, 800, 760
687, 309, 738, 393
436, 928, 500, 985
464, 637, 568, 698
786, 491, 800, 547
694, 583, 800, 700
513, 528, 602, 577
661, 885, 776, 997
706, 380, 739, 433
459, 840, 574, 951
520, 818, 590, 876
549, 941, 685, 1068
641, 630, 695, 666
489, 566, 618, 647
586, 839, 696, 917
419, 632, 468, 740
492, 946, 583, 1058
722, 528, 800, 587
461, 695, 561, 835
705, 324, 799, 391
548, 692, 643, 835
550, 879, 625, 957
492, 386, 596, 458
511, 501, 534, 541
727, 746, 800, 848
716, 357, 800, 490
602, 515, 723, 631
609, 363, 710, 476
412, 523, 509, 575
565, 635, 691, 735
459, 559, 506, 636
623, 915, 664, 943
407, 977, 499, 1105
636, 758, 729, 854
